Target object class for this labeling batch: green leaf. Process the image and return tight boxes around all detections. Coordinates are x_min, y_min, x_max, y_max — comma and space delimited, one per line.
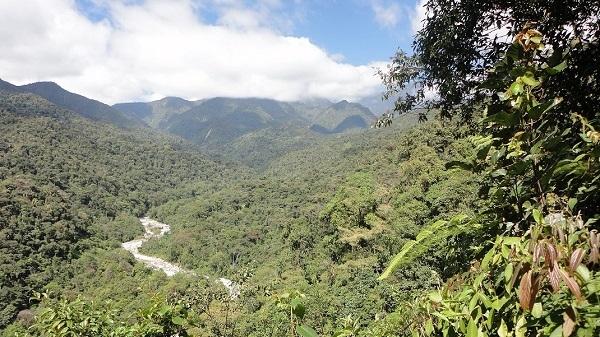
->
484, 111, 519, 127
532, 209, 543, 224
568, 198, 577, 211
171, 316, 185, 326
502, 237, 521, 246
297, 325, 319, 337
380, 216, 474, 279
510, 82, 524, 95
492, 168, 507, 177
515, 316, 527, 337
527, 98, 561, 119
531, 303, 543, 318
425, 318, 434, 335
492, 297, 509, 310
521, 73, 540, 87
530, 36, 542, 44
545, 61, 567, 75
481, 248, 495, 271
549, 325, 563, 337
379, 240, 418, 280
498, 319, 508, 337
446, 160, 474, 171
466, 319, 478, 337
428, 291, 443, 303
504, 263, 514, 284
575, 265, 590, 283
291, 298, 305, 319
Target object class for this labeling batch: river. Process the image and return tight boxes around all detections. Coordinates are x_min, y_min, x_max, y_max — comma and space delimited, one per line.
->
121, 217, 239, 296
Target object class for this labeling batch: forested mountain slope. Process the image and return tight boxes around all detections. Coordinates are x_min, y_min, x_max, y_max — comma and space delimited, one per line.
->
113, 97, 202, 128
0, 91, 243, 327
293, 99, 376, 132
0, 88, 480, 336
0, 79, 143, 128
113, 96, 376, 145
133, 115, 481, 336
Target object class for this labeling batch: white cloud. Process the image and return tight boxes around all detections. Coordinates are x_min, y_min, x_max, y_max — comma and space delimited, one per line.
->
411, 0, 427, 34
0, 0, 384, 104
370, 1, 402, 28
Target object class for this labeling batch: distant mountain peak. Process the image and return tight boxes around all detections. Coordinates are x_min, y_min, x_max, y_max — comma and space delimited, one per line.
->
27, 81, 61, 88
332, 100, 352, 109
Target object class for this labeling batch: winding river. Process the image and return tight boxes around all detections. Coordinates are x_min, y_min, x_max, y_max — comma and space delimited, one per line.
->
122, 217, 239, 296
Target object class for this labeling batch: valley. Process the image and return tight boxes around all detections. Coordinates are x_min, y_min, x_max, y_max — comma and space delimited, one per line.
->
1, 83, 475, 336
1, 2, 599, 335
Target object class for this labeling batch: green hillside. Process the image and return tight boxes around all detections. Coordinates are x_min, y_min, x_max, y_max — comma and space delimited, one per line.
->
0, 91, 241, 327
112, 97, 376, 148
2, 2, 599, 336
293, 99, 376, 132
0, 80, 143, 128
113, 97, 201, 128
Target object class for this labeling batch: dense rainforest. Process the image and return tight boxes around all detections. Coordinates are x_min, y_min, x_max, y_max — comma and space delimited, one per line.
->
1, 0, 599, 336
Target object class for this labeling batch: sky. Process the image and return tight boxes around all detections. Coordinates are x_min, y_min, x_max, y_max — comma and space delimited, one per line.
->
0, 0, 426, 105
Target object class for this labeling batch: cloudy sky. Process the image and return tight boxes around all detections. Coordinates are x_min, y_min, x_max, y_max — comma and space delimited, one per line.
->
0, 0, 425, 104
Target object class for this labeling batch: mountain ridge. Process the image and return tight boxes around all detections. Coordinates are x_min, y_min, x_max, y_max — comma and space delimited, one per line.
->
113, 95, 376, 142
0, 79, 144, 128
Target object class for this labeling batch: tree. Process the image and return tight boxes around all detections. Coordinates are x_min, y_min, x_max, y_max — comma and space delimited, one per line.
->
381, 0, 599, 122
377, 22, 600, 337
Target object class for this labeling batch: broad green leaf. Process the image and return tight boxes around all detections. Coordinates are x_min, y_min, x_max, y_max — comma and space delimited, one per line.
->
531, 303, 543, 318
481, 248, 495, 271
484, 111, 519, 127
171, 316, 185, 326
291, 298, 305, 319
549, 325, 563, 337
527, 98, 561, 119
498, 319, 508, 337
545, 61, 567, 75
568, 198, 577, 211
515, 316, 527, 337
297, 325, 319, 337
466, 319, 478, 337
469, 294, 479, 313
446, 160, 474, 171
532, 209, 543, 224
428, 291, 443, 303
504, 263, 514, 284
425, 318, 434, 335
502, 237, 521, 246
575, 265, 590, 282
521, 73, 540, 87
492, 168, 507, 177
510, 82, 524, 95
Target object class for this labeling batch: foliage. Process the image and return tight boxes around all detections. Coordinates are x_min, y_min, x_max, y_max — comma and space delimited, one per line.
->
377, 27, 600, 337
320, 172, 377, 229
0, 92, 239, 327
18, 292, 191, 337
379, 0, 600, 122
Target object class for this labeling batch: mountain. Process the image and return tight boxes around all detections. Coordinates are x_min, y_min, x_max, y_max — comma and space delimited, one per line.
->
160, 97, 309, 145
113, 96, 201, 128
295, 99, 376, 133
0, 79, 143, 128
0, 90, 240, 326
0, 79, 18, 92
113, 96, 376, 144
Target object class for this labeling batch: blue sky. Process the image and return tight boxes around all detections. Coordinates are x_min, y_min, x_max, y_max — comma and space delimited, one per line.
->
0, 0, 424, 105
